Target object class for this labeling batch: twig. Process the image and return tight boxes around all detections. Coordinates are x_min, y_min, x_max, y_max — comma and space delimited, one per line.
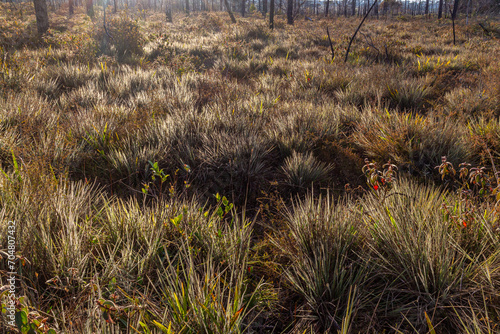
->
359, 30, 380, 55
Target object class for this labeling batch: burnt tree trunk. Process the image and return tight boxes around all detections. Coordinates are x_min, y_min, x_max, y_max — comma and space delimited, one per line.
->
269, 0, 274, 28
438, 0, 443, 18
451, 0, 459, 19
33, 0, 49, 34
287, 0, 293, 24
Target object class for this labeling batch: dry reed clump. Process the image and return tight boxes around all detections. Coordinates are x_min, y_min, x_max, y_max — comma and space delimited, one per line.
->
281, 151, 333, 189
360, 179, 500, 332
353, 108, 474, 176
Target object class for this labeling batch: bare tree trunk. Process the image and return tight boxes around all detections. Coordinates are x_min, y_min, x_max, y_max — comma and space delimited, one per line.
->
224, 0, 237, 22
69, 0, 74, 15
269, 0, 274, 28
465, 0, 470, 24
241, 0, 246, 16
33, 0, 49, 34
451, 0, 459, 19
425, 0, 429, 13
287, 0, 293, 24
438, 0, 443, 17
263, 0, 267, 14
166, 0, 173, 21
351, 0, 355, 15
86, 0, 94, 17
325, 0, 329, 16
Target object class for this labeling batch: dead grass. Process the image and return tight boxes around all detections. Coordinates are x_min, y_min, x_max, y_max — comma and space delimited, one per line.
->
0, 5, 499, 333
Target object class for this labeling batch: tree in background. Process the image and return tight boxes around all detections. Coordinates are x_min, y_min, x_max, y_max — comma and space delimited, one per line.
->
287, 0, 293, 24
166, 0, 173, 21
86, 0, 94, 17
452, 0, 460, 19
33, 0, 49, 34
224, 0, 237, 22
269, 0, 274, 28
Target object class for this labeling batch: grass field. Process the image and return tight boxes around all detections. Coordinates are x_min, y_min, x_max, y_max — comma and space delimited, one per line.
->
1, 3, 500, 333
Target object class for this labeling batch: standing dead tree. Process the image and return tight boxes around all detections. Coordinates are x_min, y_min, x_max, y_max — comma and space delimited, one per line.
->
269, 0, 274, 28
326, 27, 335, 61
344, 0, 378, 62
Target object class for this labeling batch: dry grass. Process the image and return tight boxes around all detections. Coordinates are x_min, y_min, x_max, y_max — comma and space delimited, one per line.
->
1, 3, 499, 333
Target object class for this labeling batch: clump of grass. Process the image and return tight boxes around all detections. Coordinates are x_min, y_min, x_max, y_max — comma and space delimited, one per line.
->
95, 14, 145, 62
386, 77, 431, 111
281, 151, 333, 189
353, 108, 474, 176
154, 207, 264, 333
361, 178, 500, 332
444, 87, 497, 118
275, 194, 369, 332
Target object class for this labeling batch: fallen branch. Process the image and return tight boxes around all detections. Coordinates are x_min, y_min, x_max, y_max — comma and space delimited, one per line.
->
478, 23, 491, 35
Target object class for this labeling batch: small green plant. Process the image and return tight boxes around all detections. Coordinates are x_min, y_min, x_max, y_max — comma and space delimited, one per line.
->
215, 192, 234, 220
141, 160, 169, 199
0, 295, 57, 334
